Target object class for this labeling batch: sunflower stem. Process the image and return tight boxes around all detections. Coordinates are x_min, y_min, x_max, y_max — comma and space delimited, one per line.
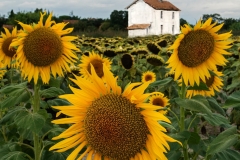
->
10, 68, 13, 84
33, 83, 41, 160
179, 79, 189, 160
180, 79, 186, 131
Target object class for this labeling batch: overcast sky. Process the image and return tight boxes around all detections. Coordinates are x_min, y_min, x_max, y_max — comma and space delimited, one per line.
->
0, 0, 239, 24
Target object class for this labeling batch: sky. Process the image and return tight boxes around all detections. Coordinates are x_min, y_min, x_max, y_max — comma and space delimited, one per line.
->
0, 0, 239, 24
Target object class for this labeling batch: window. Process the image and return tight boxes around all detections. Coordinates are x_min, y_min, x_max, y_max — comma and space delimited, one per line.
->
172, 12, 174, 19
172, 25, 174, 34
161, 25, 163, 34
161, 11, 163, 19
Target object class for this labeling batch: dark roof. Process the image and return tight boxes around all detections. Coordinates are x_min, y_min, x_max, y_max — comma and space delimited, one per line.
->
127, 24, 151, 30
126, 0, 180, 11
63, 20, 79, 24
2, 24, 14, 30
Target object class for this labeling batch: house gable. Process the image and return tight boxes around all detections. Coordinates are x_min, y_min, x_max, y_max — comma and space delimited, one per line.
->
126, 0, 180, 11
126, 0, 180, 37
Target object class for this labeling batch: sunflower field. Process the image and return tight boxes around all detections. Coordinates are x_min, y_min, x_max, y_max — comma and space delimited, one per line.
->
0, 12, 240, 160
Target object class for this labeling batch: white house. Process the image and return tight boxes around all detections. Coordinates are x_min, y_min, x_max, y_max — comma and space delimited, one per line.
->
126, 0, 181, 37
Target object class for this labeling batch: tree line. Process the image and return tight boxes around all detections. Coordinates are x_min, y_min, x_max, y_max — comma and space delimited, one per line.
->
1, 9, 240, 34
0, 8, 128, 33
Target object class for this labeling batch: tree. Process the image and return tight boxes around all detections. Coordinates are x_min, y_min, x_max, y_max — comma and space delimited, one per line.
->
202, 13, 223, 24
34, 8, 43, 13
100, 21, 111, 31
8, 10, 15, 19
180, 18, 188, 27
230, 22, 240, 31
222, 18, 238, 30
110, 10, 128, 30
0, 15, 7, 31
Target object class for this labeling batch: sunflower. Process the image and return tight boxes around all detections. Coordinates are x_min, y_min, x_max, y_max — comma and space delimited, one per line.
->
141, 71, 156, 83
135, 48, 150, 55
79, 51, 111, 79
147, 42, 161, 54
157, 39, 168, 48
186, 71, 223, 98
10, 12, 79, 84
103, 49, 117, 57
149, 93, 170, 114
0, 62, 7, 79
121, 53, 134, 70
165, 69, 175, 78
167, 18, 232, 87
50, 64, 180, 160
0, 27, 18, 67
146, 54, 165, 66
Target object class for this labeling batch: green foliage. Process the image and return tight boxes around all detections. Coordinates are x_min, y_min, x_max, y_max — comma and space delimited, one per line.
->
40, 87, 65, 99
110, 10, 128, 30
223, 90, 240, 109
0, 82, 31, 109
180, 18, 188, 27
15, 111, 46, 134
0, 24, 239, 159
202, 13, 223, 24
230, 22, 240, 31
206, 126, 238, 157
100, 21, 111, 31
175, 95, 213, 115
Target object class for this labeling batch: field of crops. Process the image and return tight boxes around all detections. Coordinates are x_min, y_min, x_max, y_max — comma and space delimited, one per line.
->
0, 12, 240, 160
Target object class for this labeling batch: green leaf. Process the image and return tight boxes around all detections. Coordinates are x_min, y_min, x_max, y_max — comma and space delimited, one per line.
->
38, 109, 50, 119
150, 77, 173, 87
0, 82, 28, 96
170, 131, 191, 143
166, 151, 181, 160
158, 121, 177, 131
47, 127, 66, 140
185, 114, 200, 130
187, 81, 209, 91
226, 78, 240, 90
0, 107, 26, 125
174, 95, 212, 115
206, 97, 226, 116
0, 143, 31, 160
188, 132, 201, 145
0, 96, 18, 109
40, 87, 65, 99
231, 60, 240, 67
40, 100, 49, 109
201, 113, 230, 127
47, 98, 71, 106
212, 149, 240, 160
0, 82, 31, 109
1, 151, 29, 160
48, 77, 63, 88
14, 111, 46, 134
41, 151, 70, 160
222, 90, 240, 109
206, 126, 238, 156
0, 90, 31, 109
41, 140, 71, 160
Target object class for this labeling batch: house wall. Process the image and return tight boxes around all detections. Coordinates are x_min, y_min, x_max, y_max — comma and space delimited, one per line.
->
155, 10, 180, 35
128, 29, 147, 37
128, 0, 153, 25
128, 0, 155, 36
127, 0, 180, 37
